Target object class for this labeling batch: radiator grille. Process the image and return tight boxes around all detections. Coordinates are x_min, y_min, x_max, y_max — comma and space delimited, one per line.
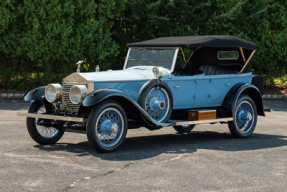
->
62, 83, 86, 112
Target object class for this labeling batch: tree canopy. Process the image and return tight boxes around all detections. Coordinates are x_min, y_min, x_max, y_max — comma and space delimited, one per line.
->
0, 0, 286, 90
0, 0, 125, 89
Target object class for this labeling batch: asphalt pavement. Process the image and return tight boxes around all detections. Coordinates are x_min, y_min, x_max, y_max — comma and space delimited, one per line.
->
0, 100, 286, 192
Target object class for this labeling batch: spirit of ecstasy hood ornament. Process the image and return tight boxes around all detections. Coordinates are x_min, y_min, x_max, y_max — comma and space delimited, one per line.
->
76, 60, 84, 73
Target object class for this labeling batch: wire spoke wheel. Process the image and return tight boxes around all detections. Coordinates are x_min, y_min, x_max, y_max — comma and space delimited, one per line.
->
35, 106, 60, 139
228, 95, 257, 138
144, 87, 170, 122
87, 100, 128, 152
235, 101, 254, 133
26, 100, 64, 145
95, 108, 124, 147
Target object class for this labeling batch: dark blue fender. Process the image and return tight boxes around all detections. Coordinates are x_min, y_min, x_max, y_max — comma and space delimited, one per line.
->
23, 86, 54, 112
222, 83, 265, 116
24, 86, 46, 102
82, 88, 173, 128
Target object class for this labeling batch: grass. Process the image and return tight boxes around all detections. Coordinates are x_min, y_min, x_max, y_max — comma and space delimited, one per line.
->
274, 75, 287, 86
265, 75, 287, 95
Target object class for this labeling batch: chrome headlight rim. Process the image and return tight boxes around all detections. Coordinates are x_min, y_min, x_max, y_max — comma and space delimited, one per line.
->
45, 83, 62, 103
69, 85, 89, 105
152, 67, 163, 79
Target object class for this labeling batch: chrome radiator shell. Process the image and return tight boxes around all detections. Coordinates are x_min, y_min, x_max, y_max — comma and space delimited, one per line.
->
61, 73, 94, 112
62, 83, 87, 112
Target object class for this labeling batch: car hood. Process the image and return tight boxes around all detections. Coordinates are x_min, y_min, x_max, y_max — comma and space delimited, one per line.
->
79, 69, 155, 82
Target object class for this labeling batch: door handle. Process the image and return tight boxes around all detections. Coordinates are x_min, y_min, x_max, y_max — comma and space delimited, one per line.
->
226, 84, 230, 86
175, 86, 180, 88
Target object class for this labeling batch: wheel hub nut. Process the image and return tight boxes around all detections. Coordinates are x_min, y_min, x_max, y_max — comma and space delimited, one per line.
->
159, 101, 165, 109
247, 114, 252, 121
112, 124, 118, 132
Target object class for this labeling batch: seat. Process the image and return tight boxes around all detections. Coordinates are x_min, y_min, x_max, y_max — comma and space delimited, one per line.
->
198, 65, 239, 75
172, 69, 204, 76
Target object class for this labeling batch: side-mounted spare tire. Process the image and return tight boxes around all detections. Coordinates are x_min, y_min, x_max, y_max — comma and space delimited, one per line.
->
137, 80, 173, 123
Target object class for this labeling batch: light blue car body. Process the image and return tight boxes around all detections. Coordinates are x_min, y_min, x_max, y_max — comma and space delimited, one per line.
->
79, 68, 252, 110
21, 36, 266, 153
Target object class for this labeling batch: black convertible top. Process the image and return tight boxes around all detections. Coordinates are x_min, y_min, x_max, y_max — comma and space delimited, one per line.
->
127, 35, 256, 50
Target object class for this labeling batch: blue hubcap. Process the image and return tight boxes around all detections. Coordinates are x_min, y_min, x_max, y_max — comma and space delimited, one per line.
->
96, 108, 123, 147
145, 88, 169, 122
235, 101, 254, 133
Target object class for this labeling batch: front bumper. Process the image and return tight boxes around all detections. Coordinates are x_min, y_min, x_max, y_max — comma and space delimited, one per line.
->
17, 112, 86, 123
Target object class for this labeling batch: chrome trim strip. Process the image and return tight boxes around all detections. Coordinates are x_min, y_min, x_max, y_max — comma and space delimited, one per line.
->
170, 117, 233, 126
123, 48, 131, 70
17, 112, 86, 122
189, 109, 216, 113
170, 48, 179, 73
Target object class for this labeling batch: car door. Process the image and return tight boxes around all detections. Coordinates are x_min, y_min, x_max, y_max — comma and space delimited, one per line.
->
208, 74, 231, 105
193, 76, 210, 108
166, 76, 195, 110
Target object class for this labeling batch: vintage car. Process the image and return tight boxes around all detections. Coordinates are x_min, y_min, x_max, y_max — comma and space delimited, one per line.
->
18, 35, 265, 152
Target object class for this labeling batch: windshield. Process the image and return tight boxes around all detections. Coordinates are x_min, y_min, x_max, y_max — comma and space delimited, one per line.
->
125, 48, 177, 71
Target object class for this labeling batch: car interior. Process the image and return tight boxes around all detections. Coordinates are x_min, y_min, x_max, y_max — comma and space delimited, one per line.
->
172, 46, 252, 76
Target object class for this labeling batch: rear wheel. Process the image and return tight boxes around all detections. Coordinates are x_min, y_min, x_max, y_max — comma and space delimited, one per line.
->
26, 100, 64, 144
87, 100, 128, 152
173, 124, 195, 133
228, 95, 257, 138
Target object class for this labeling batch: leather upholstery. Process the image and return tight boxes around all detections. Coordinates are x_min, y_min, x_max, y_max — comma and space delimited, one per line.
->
198, 65, 240, 75
173, 65, 241, 76
172, 69, 204, 76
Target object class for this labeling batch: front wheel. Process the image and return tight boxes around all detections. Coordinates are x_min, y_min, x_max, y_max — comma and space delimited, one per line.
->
228, 95, 257, 138
173, 124, 195, 133
26, 100, 64, 144
87, 100, 128, 153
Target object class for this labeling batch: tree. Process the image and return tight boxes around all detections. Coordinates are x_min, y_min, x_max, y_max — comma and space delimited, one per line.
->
111, 0, 287, 84
0, 0, 125, 90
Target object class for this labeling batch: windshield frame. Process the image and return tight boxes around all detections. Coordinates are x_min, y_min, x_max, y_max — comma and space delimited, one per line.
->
123, 47, 179, 73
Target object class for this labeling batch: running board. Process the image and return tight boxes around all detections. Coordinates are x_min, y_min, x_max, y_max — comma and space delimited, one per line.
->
169, 117, 233, 126
18, 112, 233, 127
17, 112, 86, 123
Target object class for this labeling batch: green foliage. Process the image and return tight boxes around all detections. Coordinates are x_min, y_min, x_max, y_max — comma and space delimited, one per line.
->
254, 0, 287, 83
0, 0, 125, 90
0, 0, 286, 90
111, 0, 287, 83
274, 75, 287, 85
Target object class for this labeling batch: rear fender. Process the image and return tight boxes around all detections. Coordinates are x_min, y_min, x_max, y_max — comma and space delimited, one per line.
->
222, 83, 265, 116
82, 89, 173, 128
